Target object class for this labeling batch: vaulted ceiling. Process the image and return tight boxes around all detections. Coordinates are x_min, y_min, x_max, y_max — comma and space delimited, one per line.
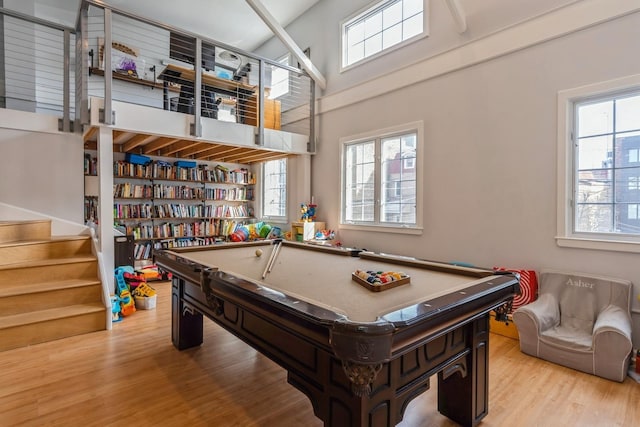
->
32, 0, 322, 51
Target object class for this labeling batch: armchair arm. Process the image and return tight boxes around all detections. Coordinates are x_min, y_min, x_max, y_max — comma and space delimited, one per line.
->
512, 293, 559, 357
513, 293, 560, 332
593, 304, 633, 382
593, 304, 632, 340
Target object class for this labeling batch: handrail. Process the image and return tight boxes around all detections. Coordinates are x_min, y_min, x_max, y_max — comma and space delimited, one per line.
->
78, 0, 305, 73
0, 6, 75, 33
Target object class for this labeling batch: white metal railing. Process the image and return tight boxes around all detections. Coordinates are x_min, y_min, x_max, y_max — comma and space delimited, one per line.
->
0, 6, 75, 132
1, 1, 314, 144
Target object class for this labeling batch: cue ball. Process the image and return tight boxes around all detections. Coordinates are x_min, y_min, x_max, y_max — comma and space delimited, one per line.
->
255, 249, 263, 257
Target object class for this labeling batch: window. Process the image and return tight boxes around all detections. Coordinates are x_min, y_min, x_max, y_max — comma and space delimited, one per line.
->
557, 74, 640, 252
268, 55, 289, 99
341, 122, 422, 233
262, 158, 287, 219
341, 0, 427, 69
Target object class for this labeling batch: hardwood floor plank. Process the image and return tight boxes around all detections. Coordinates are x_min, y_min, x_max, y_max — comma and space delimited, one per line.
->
1, 282, 638, 426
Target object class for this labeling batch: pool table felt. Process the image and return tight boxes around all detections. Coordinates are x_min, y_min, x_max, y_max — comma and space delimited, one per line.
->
171, 244, 498, 323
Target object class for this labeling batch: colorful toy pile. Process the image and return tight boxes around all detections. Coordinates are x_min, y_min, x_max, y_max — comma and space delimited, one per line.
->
113, 266, 137, 321
229, 221, 281, 242
354, 269, 408, 285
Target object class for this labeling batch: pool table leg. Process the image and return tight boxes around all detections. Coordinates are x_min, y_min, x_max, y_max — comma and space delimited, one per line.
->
437, 316, 489, 427
172, 277, 203, 350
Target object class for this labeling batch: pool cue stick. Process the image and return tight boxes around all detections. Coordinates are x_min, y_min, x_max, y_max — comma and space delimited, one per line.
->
267, 240, 283, 274
262, 240, 279, 279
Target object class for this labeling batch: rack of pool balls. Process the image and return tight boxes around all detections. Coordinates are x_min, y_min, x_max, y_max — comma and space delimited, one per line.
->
352, 269, 410, 292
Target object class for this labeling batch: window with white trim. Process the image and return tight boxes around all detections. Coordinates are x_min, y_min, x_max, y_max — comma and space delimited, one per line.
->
341, 0, 427, 69
557, 74, 640, 252
341, 122, 422, 232
261, 158, 287, 219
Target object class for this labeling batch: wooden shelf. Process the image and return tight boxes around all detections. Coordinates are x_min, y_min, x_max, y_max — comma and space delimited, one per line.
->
89, 67, 179, 92
158, 63, 256, 95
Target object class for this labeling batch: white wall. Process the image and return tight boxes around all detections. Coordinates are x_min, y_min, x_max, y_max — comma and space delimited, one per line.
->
259, 2, 640, 343
255, 0, 578, 95
0, 111, 84, 224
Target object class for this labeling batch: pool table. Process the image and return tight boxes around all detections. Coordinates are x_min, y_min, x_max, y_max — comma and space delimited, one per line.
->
154, 240, 519, 427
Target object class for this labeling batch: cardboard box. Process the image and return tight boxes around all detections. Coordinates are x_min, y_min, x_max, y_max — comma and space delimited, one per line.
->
489, 312, 519, 340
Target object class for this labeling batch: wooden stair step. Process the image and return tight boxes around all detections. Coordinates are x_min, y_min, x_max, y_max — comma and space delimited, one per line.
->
0, 279, 103, 316
0, 303, 106, 352
0, 235, 90, 249
0, 256, 97, 270
0, 256, 98, 286
0, 236, 92, 266
0, 220, 51, 244
0, 278, 102, 298
0, 303, 105, 330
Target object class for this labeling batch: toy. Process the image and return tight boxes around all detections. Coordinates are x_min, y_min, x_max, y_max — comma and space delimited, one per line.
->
114, 266, 136, 317
300, 203, 317, 222
110, 295, 122, 322
119, 289, 136, 316
136, 264, 171, 281
132, 282, 156, 298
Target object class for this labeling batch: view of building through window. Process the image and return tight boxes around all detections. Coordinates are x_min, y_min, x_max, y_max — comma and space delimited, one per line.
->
381, 133, 416, 223
342, 0, 424, 68
343, 131, 417, 225
262, 158, 287, 218
575, 92, 640, 234
344, 141, 376, 222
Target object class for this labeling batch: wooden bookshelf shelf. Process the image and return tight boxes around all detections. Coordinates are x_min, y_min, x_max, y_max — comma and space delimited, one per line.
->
89, 67, 180, 92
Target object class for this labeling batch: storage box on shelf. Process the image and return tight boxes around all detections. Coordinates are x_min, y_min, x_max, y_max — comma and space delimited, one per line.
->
112, 157, 255, 264
291, 221, 325, 242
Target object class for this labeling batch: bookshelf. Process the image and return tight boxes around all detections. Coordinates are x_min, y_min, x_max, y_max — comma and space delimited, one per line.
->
113, 159, 255, 262
84, 153, 99, 224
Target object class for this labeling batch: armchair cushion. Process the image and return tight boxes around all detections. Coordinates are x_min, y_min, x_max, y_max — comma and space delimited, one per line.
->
513, 270, 633, 382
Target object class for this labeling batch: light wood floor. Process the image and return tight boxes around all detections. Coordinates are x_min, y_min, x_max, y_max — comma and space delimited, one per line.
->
1, 282, 639, 427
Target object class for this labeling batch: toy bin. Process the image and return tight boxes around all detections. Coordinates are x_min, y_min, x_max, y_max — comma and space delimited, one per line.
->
134, 294, 157, 310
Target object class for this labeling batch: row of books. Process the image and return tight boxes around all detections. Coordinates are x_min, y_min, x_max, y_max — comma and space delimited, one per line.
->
203, 187, 253, 201
113, 183, 206, 199
114, 202, 252, 220
204, 205, 250, 218
207, 165, 254, 184
84, 154, 98, 176
152, 184, 205, 199
134, 238, 221, 260
153, 237, 220, 250
114, 203, 153, 219
113, 183, 153, 199
153, 203, 204, 219
125, 219, 248, 240
133, 242, 153, 260
84, 197, 98, 222
113, 161, 255, 185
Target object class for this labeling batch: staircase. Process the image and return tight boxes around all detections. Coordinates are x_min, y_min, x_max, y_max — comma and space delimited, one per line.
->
0, 219, 106, 351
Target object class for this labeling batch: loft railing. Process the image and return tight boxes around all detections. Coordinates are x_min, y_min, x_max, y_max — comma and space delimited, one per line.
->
0, 6, 76, 132
0, 0, 314, 146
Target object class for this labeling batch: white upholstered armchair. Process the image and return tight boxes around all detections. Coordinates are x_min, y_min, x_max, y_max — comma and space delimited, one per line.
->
512, 270, 633, 382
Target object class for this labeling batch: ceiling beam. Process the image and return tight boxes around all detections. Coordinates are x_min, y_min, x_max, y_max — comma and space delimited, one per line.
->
122, 133, 157, 152
245, 0, 326, 90
162, 140, 201, 156
142, 137, 182, 154
445, 0, 467, 33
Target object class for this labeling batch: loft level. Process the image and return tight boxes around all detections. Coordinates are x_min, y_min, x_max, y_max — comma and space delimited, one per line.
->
1, 3, 316, 163
83, 98, 309, 164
